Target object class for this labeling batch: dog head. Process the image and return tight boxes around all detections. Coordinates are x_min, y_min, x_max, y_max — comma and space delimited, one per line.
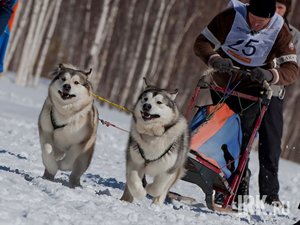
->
134, 78, 179, 127
49, 63, 94, 109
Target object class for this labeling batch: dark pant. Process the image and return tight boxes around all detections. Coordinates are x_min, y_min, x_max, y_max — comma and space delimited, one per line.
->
258, 97, 283, 197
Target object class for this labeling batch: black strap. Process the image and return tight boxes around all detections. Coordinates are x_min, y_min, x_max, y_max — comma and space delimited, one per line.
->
50, 109, 67, 130
137, 143, 174, 166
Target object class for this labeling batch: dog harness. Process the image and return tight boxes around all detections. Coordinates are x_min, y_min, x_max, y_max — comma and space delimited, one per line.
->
50, 109, 67, 130
137, 142, 175, 166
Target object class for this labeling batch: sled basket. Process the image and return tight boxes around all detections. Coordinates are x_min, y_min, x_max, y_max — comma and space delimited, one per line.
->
181, 74, 272, 211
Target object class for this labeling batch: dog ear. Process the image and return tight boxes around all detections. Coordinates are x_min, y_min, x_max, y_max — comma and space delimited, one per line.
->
50, 63, 63, 77
143, 77, 150, 90
58, 63, 65, 70
84, 68, 92, 77
169, 89, 178, 100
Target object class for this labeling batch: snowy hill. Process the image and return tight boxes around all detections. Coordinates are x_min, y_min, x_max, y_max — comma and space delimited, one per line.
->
0, 74, 299, 225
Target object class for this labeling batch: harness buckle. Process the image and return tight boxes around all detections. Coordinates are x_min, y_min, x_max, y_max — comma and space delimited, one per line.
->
278, 87, 285, 100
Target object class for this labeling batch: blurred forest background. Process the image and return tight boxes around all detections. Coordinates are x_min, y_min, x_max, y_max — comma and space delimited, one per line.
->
4, 0, 300, 163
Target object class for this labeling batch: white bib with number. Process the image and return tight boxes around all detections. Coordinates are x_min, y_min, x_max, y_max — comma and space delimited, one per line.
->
221, 3, 284, 67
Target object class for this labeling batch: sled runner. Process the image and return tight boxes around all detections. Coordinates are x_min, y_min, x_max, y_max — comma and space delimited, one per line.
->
180, 68, 273, 211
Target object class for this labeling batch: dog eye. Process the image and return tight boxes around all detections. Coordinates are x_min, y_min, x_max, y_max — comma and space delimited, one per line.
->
61, 77, 66, 82
157, 101, 162, 104
144, 97, 148, 102
74, 81, 80, 85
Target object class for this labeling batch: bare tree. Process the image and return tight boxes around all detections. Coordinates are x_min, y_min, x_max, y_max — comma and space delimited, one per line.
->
79, 0, 92, 68
57, 0, 75, 62
16, 1, 42, 86
88, 0, 111, 85
109, 0, 137, 102
27, 0, 50, 85
95, 0, 120, 89
119, 0, 154, 106
160, 12, 201, 88
34, 0, 62, 84
150, 0, 176, 82
131, 0, 166, 105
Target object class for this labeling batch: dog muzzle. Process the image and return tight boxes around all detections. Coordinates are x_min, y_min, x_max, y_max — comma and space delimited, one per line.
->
58, 90, 76, 100
141, 111, 160, 121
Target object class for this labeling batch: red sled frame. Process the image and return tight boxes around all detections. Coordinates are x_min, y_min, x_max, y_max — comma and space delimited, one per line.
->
183, 73, 273, 211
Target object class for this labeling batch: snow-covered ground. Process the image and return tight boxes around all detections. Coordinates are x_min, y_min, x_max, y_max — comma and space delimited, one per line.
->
0, 74, 299, 225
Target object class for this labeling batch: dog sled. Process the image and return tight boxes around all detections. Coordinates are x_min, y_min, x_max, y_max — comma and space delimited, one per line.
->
179, 67, 273, 211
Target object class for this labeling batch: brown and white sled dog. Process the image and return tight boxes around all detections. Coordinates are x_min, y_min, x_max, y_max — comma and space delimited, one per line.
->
38, 63, 98, 188
121, 79, 189, 205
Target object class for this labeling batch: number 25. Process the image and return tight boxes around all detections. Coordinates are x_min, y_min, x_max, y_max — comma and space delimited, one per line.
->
228, 39, 259, 56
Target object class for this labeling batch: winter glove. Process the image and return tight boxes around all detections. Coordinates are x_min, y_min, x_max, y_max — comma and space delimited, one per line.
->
250, 68, 273, 84
210, 57, 234, 73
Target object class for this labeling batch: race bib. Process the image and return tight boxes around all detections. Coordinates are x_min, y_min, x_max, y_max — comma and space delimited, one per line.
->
221, 4, 284, 67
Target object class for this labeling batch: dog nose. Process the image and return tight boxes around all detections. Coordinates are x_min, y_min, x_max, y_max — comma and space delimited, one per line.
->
143, 103, 151, 112
63, 84, 71, 92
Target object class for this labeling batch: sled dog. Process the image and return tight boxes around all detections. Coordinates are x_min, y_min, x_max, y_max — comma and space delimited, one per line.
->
38, 63, 98, 187
121, 79, 189, 205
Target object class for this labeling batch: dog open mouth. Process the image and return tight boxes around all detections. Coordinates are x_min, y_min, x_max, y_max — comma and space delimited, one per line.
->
141, 111, 160, 121
58, 90, 76, 100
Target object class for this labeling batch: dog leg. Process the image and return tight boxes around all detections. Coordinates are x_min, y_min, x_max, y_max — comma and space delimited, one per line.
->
69, 147, 94, 188
41, 143, 58, 180
120, 184, 134, 202
152, 172, 179, 205
42, 169, 55, 181
127, 170, 146, 200
146, 172, 178, 203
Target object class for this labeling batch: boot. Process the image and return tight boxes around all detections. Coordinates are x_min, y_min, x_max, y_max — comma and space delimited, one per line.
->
214, 192, 225, 206
261, 195, 287, 208
234, 168, 251, 203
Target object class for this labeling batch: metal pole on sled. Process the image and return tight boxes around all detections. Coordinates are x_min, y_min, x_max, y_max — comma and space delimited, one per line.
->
222, 80, 273, 209
185, 76, 273, 210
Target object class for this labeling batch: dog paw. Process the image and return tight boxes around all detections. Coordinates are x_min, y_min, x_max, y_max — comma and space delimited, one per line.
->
146, 183, 161, 197
130, 186, 147, 200
69, 176, 82, 188
152, 197, 164, 206
44, 143, 53, 154
42, 169, 55, 181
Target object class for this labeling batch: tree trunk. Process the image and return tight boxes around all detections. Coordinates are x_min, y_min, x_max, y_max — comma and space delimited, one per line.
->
27, 0, 50, 85
109, 0, 137, 102
80, 0, 92, 68
34, 0, 62, 84
87, 0, 111, 85
15, 1, 42, 86
94, 0, 120, 90
131, 0, 166, 105
120, 0, 154, 107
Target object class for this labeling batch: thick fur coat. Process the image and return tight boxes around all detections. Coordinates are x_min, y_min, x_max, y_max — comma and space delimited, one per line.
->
121, 81, 190, 205
38, 64, 98, 187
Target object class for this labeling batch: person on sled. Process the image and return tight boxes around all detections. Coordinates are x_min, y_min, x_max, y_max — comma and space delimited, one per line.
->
193, 0, 298, 205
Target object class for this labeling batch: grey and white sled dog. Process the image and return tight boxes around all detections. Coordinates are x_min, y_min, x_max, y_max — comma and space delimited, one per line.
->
38, 63, 98, 188
121, 79, 190, 205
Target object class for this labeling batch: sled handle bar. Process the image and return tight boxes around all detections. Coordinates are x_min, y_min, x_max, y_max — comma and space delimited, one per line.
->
197, 66, 273, 100
229, 66, 273, 100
